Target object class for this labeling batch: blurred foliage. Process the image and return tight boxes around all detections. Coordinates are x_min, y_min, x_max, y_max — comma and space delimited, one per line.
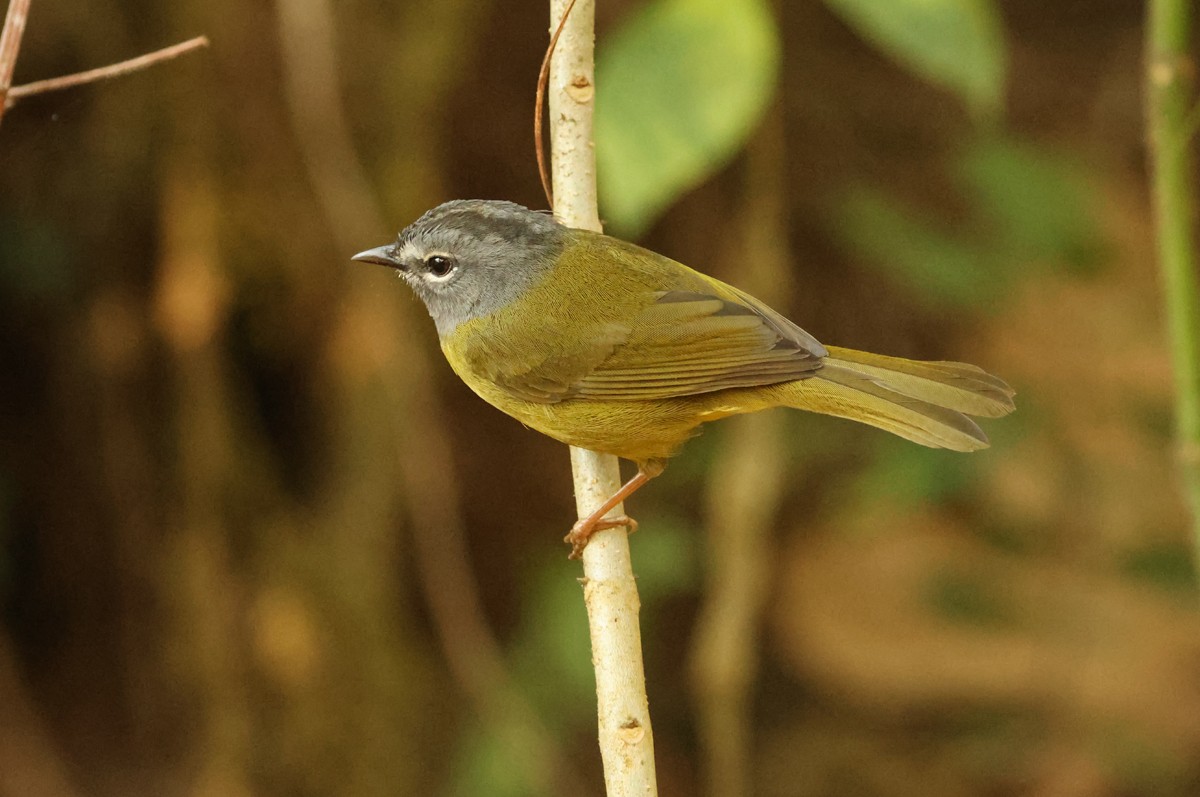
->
922, 565, 1022, 629
454, 522, 697, 796
822, 0, 1007, 117
0, 217, 75, 302
834, 134, 1106, 310
2, 1, 1197, 796
1121, 542, 1197, 595
595, 0, 779, 236
854, 435, 980, 507
958, 136, 1104, 268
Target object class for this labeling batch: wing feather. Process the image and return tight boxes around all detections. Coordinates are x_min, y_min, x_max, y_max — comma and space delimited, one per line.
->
566, 290, 825, 401
469, 234, 827, 405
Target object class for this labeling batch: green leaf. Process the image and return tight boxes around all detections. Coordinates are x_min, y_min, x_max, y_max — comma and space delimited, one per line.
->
595, 0, 780, 237
956, 137, 1104, 271
832, 135, 1108, 310
1120, 542, 1198, 594
822, 0, 1007, 117
510, 564, 595, 713
450, 724, 553, 797
854, 434, 979, 506
923, 567, 1019, 629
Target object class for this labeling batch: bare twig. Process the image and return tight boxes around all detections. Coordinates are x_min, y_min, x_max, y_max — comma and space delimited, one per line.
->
0, 0, 30, 94
0, 0, 31, 126
4, 36, 208, 110
535, 0, 579, 209
548, 0, 659, 794
0, 0, 205, 129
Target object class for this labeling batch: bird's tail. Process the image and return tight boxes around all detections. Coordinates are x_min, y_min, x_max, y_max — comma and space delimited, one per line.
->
785, 346, 1016, 451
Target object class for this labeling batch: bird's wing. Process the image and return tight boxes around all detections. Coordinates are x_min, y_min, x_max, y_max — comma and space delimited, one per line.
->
491, 285, 827, 404
571, 287, 827, 400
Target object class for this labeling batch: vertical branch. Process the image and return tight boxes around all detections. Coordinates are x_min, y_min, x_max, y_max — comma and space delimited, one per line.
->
689, 104, 790, 797
1146, 0, 1200, 574
547, 1, 658, 794
547, 1, 600, 228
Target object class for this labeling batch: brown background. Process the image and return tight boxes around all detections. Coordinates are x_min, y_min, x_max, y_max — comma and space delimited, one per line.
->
1, 1, 1196, 795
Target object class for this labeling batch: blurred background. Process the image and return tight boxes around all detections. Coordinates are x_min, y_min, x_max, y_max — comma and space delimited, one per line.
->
2, 0, 1198, 795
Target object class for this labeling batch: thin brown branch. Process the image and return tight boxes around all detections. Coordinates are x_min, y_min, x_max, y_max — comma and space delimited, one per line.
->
0, 0, 32, 123
5, 35, 209, 108
0, 0, 30, 89
534, 0, 578, 209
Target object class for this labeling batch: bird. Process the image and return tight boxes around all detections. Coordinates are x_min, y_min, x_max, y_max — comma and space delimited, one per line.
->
353, 199, 1015, 557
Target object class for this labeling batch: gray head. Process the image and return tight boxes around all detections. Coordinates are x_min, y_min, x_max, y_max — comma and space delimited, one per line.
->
352, 199, 568, 337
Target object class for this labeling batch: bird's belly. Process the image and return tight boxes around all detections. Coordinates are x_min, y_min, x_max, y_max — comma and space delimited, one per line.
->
510, 398, 703, 462
461, 374, 775, 463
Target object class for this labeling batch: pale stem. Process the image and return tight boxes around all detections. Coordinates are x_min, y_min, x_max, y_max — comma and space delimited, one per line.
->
548, 0, 659, 794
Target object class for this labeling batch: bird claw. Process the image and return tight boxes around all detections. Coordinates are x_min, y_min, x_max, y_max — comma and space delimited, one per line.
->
565, 514, 639, 559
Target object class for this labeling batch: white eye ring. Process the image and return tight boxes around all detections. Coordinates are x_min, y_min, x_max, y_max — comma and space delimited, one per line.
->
424, 253, 456, 280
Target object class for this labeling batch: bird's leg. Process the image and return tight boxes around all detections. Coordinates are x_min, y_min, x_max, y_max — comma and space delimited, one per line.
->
565, 461, 664, 559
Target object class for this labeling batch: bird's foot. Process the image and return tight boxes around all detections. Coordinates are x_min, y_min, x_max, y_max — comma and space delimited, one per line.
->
565, 514, 639, 560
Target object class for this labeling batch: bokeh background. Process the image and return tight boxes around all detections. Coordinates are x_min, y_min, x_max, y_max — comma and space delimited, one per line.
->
2, 0, 1199, 795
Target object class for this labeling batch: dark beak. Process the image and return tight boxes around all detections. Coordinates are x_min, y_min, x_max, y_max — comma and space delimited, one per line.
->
351, 245, 403, 270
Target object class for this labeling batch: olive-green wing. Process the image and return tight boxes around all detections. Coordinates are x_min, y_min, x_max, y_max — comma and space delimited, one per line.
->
570, 288, 826, 400
492, 287, 827, 404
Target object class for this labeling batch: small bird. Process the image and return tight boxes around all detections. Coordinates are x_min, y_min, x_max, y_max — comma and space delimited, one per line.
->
354, 200, 1015, 557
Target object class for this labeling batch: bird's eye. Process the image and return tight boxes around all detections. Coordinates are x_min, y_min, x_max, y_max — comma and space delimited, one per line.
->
425, 254, 456, 277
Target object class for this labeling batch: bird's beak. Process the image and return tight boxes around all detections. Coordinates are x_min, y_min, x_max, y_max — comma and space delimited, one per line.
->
351, 245, 403, 270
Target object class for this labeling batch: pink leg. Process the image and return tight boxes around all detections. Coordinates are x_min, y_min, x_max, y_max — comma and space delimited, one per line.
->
564, 465, 659, 559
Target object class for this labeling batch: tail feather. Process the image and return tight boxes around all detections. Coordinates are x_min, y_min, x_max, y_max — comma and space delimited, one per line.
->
825, 346, 1015, 418
787, 348, 1016, 452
